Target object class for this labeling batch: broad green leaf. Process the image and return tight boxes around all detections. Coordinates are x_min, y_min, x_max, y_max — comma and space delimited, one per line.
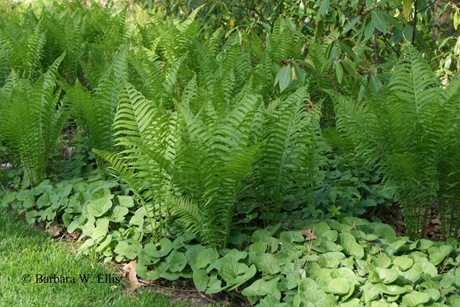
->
319, 0, 330, 16
25, 210, 38, 224
114, 239, 142, 259
401, 291, 431, 306
95, 234, 112, 253
375, 254, 392, 268
219, 259, 239, 284
148, 238, 173, 258
429, 245, 452, 265
166, 251, 187, 272
193, 268, 208, 291
340, 298, 362, 306
93, 217, 109, 239
231, 264, 257, 289
371, 11, 387, 34
413, 258, 438, 277
343, 16, 361, 34
425, 288, 441, 301
195, 248, 219, 269
109, 206, 129, 222
375, 267, 400, 284
455, 11, 460, 30
335, 62, 344, 84
1, 192, 17, 207
313, 222, 331, 235
393, 256, 414, 270
417, 239, 434, 250
365, 21, 375, 40
249, 242, 268, 254
401, 268, 422, 283
67, 216, 85, 233
36, 193, 50, 208
254, 253, 281, 275
280, 231, 304, 243
402, 0, 412, 19
361, 283, 380, 303
87, 197, 112, 217
118, 195, 134, 207
376, 283, 407, 295
327, 277, 351, 295
130, 206, 147, 226
274, 65, 291, 93
385, 239, 408, 255
17, 190, 33, 201
205, 274, 223, 294
242, 277, 281, 300
340, 232, 364, 258
160, 271, 180, 281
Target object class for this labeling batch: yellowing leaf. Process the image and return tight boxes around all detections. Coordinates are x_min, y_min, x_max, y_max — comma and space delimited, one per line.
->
402, 0, 412, 19
454, 11, 460, 30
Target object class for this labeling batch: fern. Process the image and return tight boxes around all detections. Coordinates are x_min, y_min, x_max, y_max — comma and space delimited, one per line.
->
253, 86, 322, 224
97, 80, 260, 248
66, 44, 129, 173
0, 53, 67, 186
336, 44, 456, 239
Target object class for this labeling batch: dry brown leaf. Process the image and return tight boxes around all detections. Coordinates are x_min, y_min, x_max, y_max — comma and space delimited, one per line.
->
298, 229, 317, 241
123, 260, 141, 289
47, 224, 64, 237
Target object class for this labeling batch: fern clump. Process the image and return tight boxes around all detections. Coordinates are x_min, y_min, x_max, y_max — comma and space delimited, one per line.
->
0, 53, 67, 186
336, 44, 460, 239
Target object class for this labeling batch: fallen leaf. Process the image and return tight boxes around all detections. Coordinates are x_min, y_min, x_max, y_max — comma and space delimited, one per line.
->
123, 260, 141, 289
298, 229, 318, 241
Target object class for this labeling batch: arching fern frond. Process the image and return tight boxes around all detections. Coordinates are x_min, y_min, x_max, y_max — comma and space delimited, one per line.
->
0, 52, 67, 186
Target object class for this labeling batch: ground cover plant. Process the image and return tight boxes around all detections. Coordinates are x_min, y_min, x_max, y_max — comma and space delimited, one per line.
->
1, 0, 460, 305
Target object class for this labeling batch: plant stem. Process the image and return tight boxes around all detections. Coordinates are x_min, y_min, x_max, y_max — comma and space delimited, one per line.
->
412, 0, 418, 46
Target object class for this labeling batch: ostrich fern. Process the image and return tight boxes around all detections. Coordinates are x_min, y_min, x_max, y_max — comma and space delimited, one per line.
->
336, 44, 460, 239
0, 53, 67, 186
66, 45, 129, 174
96, 80, 261, 248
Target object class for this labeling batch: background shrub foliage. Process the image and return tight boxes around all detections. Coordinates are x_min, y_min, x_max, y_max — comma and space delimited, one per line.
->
1, 0, 460, 305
